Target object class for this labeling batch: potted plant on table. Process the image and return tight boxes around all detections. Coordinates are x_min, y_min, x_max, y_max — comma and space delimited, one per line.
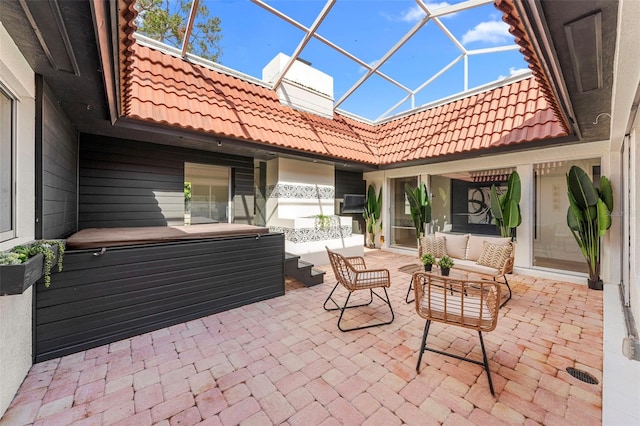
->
421, 253, 435, 271
438, 255, 454, 276
566, 165, 613, 290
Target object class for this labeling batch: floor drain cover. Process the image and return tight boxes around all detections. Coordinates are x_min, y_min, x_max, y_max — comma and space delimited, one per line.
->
566, 367, 599, 384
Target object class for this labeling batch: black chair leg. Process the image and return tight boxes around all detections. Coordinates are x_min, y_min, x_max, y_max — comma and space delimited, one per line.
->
416, 325, 496, 396
493, 276, 513, 307
416, 320, 431, 372
479, 331, 495, 395
406, 277, 414, 304
324, 284, 373, 312
336, 287, 394, 332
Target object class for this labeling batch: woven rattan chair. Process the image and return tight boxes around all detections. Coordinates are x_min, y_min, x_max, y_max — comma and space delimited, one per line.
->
324, 248, 394, 332
412, 271, 501, 395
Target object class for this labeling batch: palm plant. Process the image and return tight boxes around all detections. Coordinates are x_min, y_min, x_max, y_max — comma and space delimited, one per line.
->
566, 165, 613, 289
363, 184, 382, 248
405, 182, 432, 239
490, 171, 521, 239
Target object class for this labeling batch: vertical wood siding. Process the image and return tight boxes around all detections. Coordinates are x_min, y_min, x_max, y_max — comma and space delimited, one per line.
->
79, 136, 254, 229
35, 233, 284, 362
41, 83, 78, 239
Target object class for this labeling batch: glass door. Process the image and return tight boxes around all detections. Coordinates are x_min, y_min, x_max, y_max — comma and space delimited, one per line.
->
185, 163, 230, 224
390, 176, 418, 249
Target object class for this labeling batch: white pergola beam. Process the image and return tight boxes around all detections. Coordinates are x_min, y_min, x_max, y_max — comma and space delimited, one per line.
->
467, 45, 521, 55
334, 15, 430, 108
421, 0, 494, 19
250, 0, 412, 94
271, 0, 335, 90
180, 0, 200, 58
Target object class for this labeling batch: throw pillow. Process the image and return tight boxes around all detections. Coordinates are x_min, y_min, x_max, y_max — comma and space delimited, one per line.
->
466, 235, 512, 261
477, 241, 513, 269
419, 236, 446, 258
437, 232, 469, 260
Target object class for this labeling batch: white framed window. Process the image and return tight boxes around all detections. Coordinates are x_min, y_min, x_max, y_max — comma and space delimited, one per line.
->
0, 86, 14, 242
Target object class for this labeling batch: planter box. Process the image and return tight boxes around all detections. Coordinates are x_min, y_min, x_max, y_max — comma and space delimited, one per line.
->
0, 253, 44, 296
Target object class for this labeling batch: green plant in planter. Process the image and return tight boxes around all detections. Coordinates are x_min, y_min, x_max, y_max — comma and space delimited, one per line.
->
437, 255, 454, 269
315, 214, 332, 231
490, 171, 521, 239
566, 165, 613, 289
405, 182, 432, 239
363, 184, 382, 248
8, 239, 65, 288
421, 253, 435, 265
0, 252, 23, 265
421, 253, 435, 271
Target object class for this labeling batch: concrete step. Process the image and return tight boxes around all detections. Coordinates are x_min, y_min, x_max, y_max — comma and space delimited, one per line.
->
284, 252, 325, 286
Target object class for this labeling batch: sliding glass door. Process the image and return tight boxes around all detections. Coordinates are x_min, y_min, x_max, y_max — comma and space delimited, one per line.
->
185, 163, 230, 224
390, 176, 418, 249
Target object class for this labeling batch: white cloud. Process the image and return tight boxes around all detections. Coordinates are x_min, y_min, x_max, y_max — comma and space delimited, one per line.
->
399, 5, 426, 22
425, 2, 455, 15
498, 67, 530, 80
398, 3, 456, 23
461, 20, 512, 45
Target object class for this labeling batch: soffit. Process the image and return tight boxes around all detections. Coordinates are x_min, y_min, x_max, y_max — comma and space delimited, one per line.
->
497, 0, 618, 142
537, 0, 617, 142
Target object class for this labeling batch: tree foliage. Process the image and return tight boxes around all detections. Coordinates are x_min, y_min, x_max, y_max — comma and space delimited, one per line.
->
136, 0, 223, 62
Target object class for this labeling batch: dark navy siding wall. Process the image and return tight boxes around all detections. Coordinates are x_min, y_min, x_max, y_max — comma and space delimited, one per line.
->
78, 135, 254, 229
40, 81, 78, 239
335, 170, 365, 198
35, 233, 284, 362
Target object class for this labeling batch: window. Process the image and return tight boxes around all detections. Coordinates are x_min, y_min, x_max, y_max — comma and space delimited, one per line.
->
390, 176, 418, 249
0, 88, 13, 241
533, 159, 600, 273
184, 163, 230, 224
431, 168, 515, 236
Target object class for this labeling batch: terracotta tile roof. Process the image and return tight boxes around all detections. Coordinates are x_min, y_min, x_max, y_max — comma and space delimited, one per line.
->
375, 77, 566, 165
118, 0, 568, 167
126, 43, 381, 164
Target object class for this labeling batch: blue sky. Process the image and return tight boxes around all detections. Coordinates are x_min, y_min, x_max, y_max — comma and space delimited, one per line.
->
161, 1, 529, 121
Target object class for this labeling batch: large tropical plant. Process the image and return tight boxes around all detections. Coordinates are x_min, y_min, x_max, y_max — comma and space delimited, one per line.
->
363, 184, 382, 248
566, 165, 613, 288
404, 182, 432, 239
490, 171, 521, 239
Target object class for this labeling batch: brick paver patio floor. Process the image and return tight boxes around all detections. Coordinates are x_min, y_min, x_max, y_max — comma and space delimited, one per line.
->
0, 249, 603, 425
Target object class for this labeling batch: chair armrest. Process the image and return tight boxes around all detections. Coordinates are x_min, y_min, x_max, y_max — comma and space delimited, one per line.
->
353, 268, 391, 289
500, 256, 514, 275
499, 242, 515, 275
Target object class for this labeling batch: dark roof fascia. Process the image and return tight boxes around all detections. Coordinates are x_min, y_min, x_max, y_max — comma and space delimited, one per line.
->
113, 116, 380, 171
90, 0, 121, 124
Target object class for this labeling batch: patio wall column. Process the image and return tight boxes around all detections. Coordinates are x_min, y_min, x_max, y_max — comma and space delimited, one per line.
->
516, 164, 533, 268
0, 23, 37, 417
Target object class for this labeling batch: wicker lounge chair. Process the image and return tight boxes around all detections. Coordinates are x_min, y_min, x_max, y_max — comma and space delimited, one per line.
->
412, 271, 501, 395
324, 248, 394, 332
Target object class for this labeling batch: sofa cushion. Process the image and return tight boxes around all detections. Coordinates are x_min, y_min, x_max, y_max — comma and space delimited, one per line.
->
454, 260, 501, 276
420, 236, 446, 258
436, 232, 469, 260
466, 235, 512, 261
477, 242, 513, 270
